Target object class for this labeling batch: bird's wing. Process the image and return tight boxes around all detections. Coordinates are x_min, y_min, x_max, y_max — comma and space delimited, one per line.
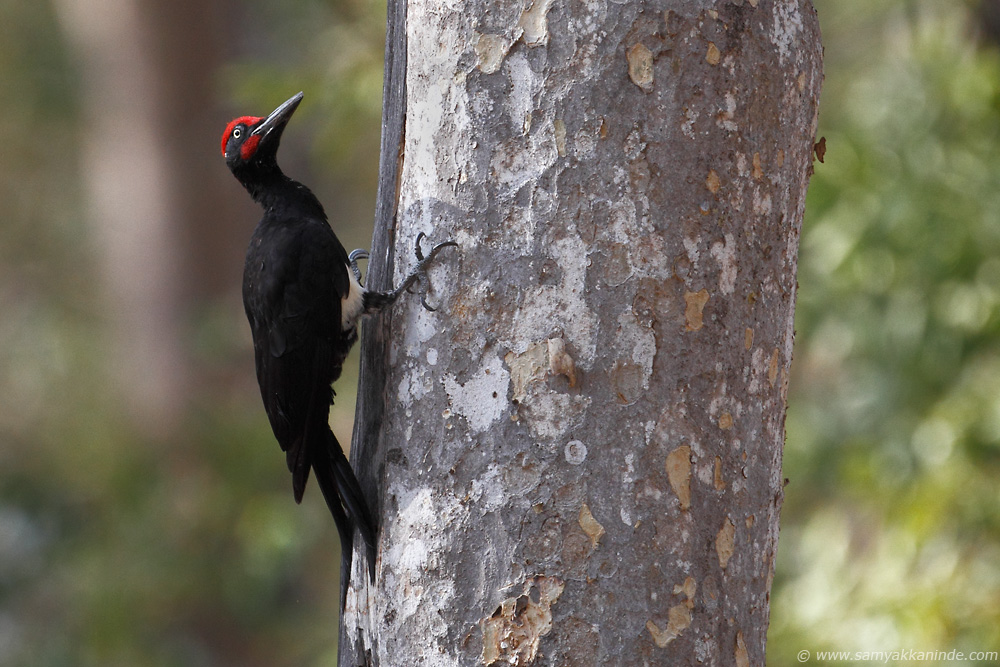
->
249, 219, 351, 500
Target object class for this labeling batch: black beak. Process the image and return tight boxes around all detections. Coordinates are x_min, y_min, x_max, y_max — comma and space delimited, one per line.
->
252, 92, 304, 145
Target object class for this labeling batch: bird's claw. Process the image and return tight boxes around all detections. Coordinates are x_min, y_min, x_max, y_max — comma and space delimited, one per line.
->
414, 232, 427, 262
414, 232, 458, 265
410, 233, 457, 312
348, 249, 369, 284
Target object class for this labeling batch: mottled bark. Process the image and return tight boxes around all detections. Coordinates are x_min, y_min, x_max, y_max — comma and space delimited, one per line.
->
343, 0, 821, 665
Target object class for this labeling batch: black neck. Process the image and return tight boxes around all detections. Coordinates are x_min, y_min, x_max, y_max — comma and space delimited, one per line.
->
237, 162, 326, 220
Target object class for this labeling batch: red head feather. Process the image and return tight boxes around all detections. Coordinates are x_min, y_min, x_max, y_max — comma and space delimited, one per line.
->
221, 116, 263, 158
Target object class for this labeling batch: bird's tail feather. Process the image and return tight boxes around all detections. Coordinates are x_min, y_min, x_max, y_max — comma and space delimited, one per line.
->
329, 438, 378, 584
311, 430, 378, 609
311, 444, 354, 610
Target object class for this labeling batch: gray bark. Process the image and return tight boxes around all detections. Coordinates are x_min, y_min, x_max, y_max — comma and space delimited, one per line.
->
342, 0, 822, 665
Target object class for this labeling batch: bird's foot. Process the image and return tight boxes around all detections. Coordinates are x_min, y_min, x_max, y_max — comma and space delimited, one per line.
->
348, 248, 369, 285
399, 232, 458, 312
414, 231, 458, 263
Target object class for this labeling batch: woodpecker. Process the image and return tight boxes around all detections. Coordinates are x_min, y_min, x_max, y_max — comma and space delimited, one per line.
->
221, 91, 454, 608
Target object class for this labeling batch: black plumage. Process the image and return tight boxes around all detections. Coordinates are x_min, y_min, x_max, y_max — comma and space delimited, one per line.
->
222, 92, 453, 608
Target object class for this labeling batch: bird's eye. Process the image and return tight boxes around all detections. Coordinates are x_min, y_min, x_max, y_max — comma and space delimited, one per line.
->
232, 127, 242, 140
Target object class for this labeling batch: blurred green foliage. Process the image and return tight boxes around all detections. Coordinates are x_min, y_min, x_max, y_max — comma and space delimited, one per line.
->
3, 0, 1000, 665
0, 0, 385, 665
770, 0, 1000, 664
225, 0, 387, 251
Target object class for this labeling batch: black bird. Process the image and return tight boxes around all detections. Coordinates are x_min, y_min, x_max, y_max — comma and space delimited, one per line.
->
221, 92, 454, 607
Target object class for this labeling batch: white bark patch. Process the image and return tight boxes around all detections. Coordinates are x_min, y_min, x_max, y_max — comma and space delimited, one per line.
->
710, 234, 737, 295
621, 452, 635, 526
736, 152, 749, 178
490, 125, 559, 197
752, 188, 772, 216
403, 1, 473, 211
501, 203, 538, 254
504, 338, 589, 441
380, 487, 465, 665
443, 353, 510, 432
398, 364, 432, 405
748, 347, 768, 395
718, 91, 738, 132
468, 463, 508, 512
696, 457, 715, 488
564, 439, 588, 465
609, 198, 671, 282
401, 304, 443, 354
622, 128, 646, 161
616, 310, 656, 391
683, 235, 700, 267
522, 391, 591, 441
573, 123, 598, 158
608, 198, 637, 244
771, 2, 804, 64
508, 234, 598, 363
681, 107, 699, 139
397, 304, 452, 409
782, 303, 795, 389
506, 51, 539, 135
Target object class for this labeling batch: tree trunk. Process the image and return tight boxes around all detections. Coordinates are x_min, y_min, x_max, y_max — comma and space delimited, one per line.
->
343, 0, 822, 664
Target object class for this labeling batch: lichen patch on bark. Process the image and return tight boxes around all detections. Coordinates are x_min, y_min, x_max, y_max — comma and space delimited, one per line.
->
578, 503, 605, 548
646, 604, 692, 648
706, 41, 720, 65
706, 169, 721, 193
518, 0, 554, 46
684, 289, 710, 331
373, 487, 467, 663
673, 576, 697, 608
665, 445, 692, 510
546, 337, 578, 387
482, 576, 565, 665
627, 43, 654, 92
505, 342, 548, 404
716, 517, 736, 570
476, 33, 513, 74
771, 2, 805, 64
735, 630, 750, 667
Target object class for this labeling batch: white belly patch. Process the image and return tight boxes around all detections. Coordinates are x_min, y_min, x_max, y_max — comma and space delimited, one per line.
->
341, 264, 366, 330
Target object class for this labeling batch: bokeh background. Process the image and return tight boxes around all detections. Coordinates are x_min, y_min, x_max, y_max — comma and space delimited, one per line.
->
1, 0, 998, 665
